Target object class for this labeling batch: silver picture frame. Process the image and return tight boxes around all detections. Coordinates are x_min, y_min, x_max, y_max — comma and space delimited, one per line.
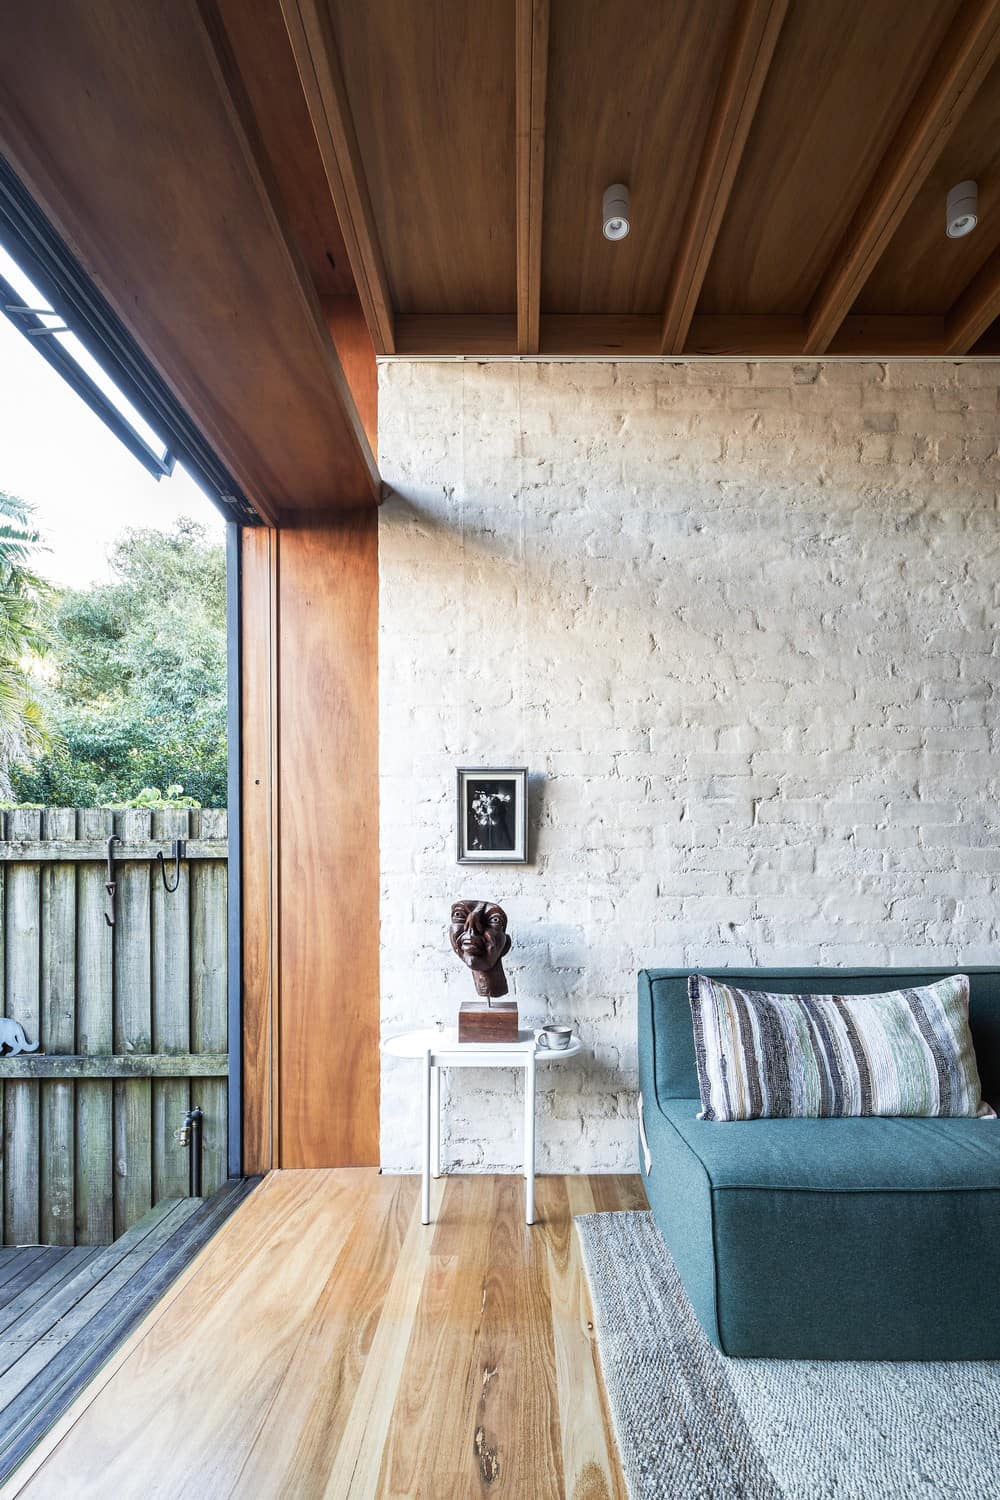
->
456, 767, 528, 864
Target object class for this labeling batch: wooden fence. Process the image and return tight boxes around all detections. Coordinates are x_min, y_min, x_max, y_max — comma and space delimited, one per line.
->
0, 808, 228, 1245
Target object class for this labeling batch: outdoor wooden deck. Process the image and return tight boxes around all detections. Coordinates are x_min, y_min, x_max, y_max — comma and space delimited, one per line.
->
0, 1179, 256, 1489
2, 1169, 645, 1498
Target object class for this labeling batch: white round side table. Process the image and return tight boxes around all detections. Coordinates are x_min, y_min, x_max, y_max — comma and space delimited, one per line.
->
381, 1026, 584, 1225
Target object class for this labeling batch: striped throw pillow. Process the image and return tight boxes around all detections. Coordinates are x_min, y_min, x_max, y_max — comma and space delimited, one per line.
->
689, 973, 995, 1122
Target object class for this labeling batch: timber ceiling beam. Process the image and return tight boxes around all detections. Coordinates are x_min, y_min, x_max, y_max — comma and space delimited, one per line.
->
803, 0, 1000, 356
516, 0, 549, 356
196, 0, 379, 505
391, 313, 956, 360
942, 247, 1000, 353
661, 0, 788, 356
279, 0, 396, 355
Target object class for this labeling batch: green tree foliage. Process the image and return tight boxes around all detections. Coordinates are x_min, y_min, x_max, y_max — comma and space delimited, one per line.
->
0, 492, 52, 799
12, 517, 227, 807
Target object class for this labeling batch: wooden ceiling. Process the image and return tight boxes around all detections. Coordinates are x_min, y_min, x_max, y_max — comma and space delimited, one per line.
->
0, 1, 998, 515
0, 0, 381, 521
272, 0, 1000, 359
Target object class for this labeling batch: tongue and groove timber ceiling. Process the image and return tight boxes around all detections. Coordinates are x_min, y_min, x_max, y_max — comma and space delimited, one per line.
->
277, 0, 1000, 359
0, 1, 998, 518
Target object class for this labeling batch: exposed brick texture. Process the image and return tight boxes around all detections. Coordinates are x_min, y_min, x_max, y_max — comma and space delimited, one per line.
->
378, 359, 1000, 1172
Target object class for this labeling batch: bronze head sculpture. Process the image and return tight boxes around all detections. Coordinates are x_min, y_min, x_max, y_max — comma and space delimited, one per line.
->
449, 899, 511, 1000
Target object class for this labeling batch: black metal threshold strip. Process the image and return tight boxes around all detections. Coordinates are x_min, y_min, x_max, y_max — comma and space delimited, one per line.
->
0, 1175, 262, 1485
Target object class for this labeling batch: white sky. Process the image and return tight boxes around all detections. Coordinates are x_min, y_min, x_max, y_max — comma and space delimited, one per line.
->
0, 248, 223, 590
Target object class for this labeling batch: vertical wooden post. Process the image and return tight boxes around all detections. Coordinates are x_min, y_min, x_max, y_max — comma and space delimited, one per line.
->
192, 808, 229, 1195
40, 808, 77, 1244
5, 810, 41, 1244
151, 807, 191, 1200
113, 808, 153, 1236
75, 809, 115, 1243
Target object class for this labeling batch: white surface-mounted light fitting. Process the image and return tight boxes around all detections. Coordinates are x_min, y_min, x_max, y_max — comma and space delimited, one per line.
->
602, 183, 630, 241
946, 180, 978, 238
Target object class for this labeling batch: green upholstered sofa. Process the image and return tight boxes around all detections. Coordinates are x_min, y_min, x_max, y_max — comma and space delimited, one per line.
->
637, 967, 1000, 1360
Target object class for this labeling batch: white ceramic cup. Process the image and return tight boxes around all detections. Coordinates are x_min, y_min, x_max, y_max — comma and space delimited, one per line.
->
535, 1024, 573, 1051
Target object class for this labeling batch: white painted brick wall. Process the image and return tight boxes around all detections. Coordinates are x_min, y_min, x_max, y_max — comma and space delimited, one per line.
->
378, 359, 1000, 1173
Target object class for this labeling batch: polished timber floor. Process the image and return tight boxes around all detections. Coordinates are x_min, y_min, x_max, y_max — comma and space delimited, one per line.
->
3, 1169, 646, 1499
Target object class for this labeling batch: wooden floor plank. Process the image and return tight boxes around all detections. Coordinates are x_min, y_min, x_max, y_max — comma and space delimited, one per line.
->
540, 1176, 627, 1500
229, 1174, 422, 1497
565, 1177, 629, 1498
587, 1175, 648, 1214
318, 1177, 445, 1500
612, 1174, 650, 1213
469, 1176, 562, 1498
372, 1175, 490, 1497
8, 1174, 637, 1500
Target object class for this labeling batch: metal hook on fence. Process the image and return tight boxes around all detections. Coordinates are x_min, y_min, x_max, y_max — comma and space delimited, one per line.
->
104, 834, 122, 928
157, 839, 186, 894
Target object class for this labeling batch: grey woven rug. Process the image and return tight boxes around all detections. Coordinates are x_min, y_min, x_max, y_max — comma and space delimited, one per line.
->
575, 1211, 1000, 1500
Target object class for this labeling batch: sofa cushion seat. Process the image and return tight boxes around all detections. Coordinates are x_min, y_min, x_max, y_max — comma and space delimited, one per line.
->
659, 1097, 1000, 1194
641, 1091, 1000, 1359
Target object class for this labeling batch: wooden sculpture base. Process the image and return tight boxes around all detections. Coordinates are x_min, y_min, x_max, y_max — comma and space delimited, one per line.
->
458, 1000, 519, 1043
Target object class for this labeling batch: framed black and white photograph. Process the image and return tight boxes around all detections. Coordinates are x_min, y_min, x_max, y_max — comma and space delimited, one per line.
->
457, 768, 528, 864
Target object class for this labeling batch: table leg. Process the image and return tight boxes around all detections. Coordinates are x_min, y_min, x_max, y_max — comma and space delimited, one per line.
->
431, 1064, 442, 1177
524, 1049, 536, 1225
422, 1048, 432, 1225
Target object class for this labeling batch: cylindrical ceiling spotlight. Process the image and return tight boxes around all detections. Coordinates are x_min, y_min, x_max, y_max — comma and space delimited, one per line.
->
946, 180, 978, 238
602, 183, 630, 241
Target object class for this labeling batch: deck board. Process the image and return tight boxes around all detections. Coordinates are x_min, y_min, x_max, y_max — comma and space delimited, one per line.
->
0, 1250, 101, 1344
0, 1258, 72, 1324
0, 1257, 56, 1309
1, 1170, 643, 1499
